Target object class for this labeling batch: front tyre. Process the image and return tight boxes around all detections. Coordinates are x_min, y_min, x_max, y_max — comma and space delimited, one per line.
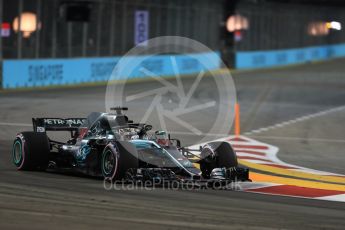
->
12, 132, 50, 171
102, 146, 118, 180
200, 141, 238, 178
101, 141, 139, 181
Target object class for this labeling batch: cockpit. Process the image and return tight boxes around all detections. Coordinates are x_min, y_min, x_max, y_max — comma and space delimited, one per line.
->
79, 112, 142, 141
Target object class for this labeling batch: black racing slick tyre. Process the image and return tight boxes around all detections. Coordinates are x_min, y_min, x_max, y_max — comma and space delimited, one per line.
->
199, 141, 238, 178
101, 141, 139, 181
12, 132, 50, 171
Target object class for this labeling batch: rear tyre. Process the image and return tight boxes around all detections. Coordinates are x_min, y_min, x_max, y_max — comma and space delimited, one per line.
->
12, 132, 50, 171
101, 141, 139, 181
200, 141, 238, 178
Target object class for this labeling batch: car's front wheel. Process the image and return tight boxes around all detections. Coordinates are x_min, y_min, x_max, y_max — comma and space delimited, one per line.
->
199, 141, 238, 178
101, 141, 139, 181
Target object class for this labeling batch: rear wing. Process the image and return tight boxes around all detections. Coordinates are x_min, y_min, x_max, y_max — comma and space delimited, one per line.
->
32, 118, 86, 132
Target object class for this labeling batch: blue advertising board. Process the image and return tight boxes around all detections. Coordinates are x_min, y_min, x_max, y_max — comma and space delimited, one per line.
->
2, 52, 221, 89
134, 10, 149, 46
236, 43, 345, 69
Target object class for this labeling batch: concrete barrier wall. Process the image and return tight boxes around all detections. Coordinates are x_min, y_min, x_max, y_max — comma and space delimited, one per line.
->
2, 52, 220, 89
236, 43, 345, 69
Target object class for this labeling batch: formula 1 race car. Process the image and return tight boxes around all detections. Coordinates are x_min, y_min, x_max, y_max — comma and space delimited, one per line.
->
11, 108, 250, 187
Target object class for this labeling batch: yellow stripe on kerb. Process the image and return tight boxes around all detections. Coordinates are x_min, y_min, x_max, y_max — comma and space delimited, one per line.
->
250, 172, 345, 192
239, 159, 345, 185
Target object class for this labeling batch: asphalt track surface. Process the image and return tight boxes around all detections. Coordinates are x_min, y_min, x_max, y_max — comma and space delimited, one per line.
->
1, 59, 345, 229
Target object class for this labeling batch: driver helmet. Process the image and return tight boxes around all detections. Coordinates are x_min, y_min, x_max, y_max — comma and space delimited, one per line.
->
155, 130, 170, 146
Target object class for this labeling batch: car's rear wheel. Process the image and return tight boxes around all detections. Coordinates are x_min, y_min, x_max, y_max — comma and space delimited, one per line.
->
101, 141, 139, 181
12, 132, 50, 171
199, 141, 238, 178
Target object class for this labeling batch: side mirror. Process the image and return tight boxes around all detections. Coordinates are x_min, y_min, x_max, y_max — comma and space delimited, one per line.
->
170, 138, 181, 148
144, 125, 152, 131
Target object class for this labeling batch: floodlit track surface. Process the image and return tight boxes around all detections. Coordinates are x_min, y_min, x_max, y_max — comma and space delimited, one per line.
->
1, 59, 345, 229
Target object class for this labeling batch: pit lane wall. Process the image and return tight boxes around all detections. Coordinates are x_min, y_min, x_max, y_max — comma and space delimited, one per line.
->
2, 52, 220, 89
236, 43, 345, 69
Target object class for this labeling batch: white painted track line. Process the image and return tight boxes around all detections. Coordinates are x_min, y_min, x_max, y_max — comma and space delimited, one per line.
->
0, 122, 32, 127
247, 135, 345, 143
244, 105, 345, 135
